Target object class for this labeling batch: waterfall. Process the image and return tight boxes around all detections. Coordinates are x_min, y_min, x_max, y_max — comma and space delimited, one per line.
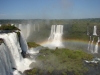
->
94, 42, 98, 53
18, 24, 26, 39
48, 25, 64, 48
87, 36, 91, 51
19, 24, 30, 40
0, 32, 34, 74
90, 37, 94, 53
87, 26, 89, 35
26, 24, 31, 39
19, 32, 28, 53
87, 26, 99, 53
98, 37, 100, 42
48, 25, 56, 41
93, 25, 97, 36
38, 24, 39, 32
0, 43, 15, 75
94, 37, 99, 53
34, 24, 36, 31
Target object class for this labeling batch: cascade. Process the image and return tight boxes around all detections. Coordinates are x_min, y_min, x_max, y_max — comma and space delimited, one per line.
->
87, 26, 99, 53
0, 32, 34, 75
26, 24, 30, 39
87, 36, 91, 51
19, 24, 26, 39
19, 32, 28, 53
93, 25, 97, 36
0, 43, 15, 75
98, 37, 100, 42
38, 24, 39, 32
87, 26, 89, 35
90, 37, 94, 53
34, 24, 36, 31
94, 42, 98, 53
48, 25, 63, 48
19, 24, 30, 40
94, 37, 99, 53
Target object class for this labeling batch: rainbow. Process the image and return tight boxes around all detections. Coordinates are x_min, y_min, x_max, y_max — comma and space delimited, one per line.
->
38, 38, 100, 51
39, 39, 89, 46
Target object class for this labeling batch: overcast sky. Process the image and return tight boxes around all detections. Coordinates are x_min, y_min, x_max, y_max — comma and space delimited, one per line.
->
0, 0, 100, 19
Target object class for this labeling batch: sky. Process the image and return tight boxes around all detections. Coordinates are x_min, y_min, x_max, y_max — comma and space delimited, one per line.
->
0, 0, 100, 19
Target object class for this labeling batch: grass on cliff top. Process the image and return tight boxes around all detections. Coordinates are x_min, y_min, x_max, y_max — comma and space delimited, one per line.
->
27, 48, 93, 75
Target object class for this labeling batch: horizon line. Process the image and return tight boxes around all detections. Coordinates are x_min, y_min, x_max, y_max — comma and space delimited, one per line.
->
0, 18, 100, 20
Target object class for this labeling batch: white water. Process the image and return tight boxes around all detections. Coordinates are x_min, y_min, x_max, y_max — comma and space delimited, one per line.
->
87, 36, 91, 51
93, 25, 97, 36
34, 24, 36, 31
38, 24, 39, 32
26, 24, 31, 39
98, 37, 100, 42
87, 26, 89, 35
19, 32, 28, 53
94, 42, 98, 53
0, 43, 15, 75
19, 24, 30, 40
90, 37, 94, 53
47, 25, 64, 48
94, 37, 99, 53
87, 25, 99, 53
88, 36, 99, 54
0, 32, 35, 75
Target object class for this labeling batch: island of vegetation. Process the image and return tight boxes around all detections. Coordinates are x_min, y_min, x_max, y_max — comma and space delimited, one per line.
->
24, 48, 94, 75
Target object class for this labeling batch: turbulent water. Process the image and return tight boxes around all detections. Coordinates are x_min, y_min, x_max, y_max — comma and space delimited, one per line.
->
0, 32, 37, 75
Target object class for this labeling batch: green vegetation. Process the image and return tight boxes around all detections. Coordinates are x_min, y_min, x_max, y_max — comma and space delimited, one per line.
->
25, 48, 93, 75
27, 42, 40, 48
0, 24, 20, 31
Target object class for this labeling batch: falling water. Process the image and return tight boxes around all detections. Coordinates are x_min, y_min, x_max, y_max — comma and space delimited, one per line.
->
98, 37, 100, 42
38, 24, 39, 32
93, 25, 97, 36
0, 32, 35, 75
48, 25, 56, 41
90, 37, 94, 53
48, 25, 64, 48
87, 36, 91, 51
19, 24, 30, 40
94, 37, 99, 53
0, 43, 16, 75
26, 24, 31, 39
87, 26, 89, 35
19, 32, 28, 53
34, 24, 36, 31
19, 24, 26, 39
